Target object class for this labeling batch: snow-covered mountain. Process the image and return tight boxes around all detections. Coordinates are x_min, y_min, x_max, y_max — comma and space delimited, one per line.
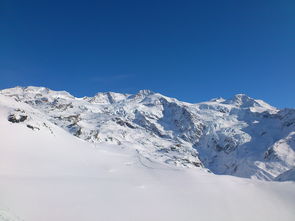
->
0, 87, 295, 221
1, 86, 295, 181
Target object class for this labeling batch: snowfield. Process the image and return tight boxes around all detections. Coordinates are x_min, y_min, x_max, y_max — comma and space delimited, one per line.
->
0, 88, 295, 221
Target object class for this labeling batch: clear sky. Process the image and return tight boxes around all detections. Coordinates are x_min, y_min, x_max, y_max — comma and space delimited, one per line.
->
1, 0, 294, 108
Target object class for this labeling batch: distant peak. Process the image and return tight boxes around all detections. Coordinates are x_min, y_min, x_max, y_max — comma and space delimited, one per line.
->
233, 93, 251, 100
221, 93, 276, 111
223, 93, 253, 104
137, 89, 154, 96
209, 94, 253, 105
24, 86, 50, 93
0, 86, 74, 99
90, 91, 129, 104
209, 94, 253, 104
210, 97, 226, 102
231, 94, 254, 104
0, 86, 48, 95
126, 89, 157, 100
234, 93, 248, 97
94, 91, 124, 97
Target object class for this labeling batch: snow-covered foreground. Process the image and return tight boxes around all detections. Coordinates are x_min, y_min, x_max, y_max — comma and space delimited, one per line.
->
0, 97, 295, 221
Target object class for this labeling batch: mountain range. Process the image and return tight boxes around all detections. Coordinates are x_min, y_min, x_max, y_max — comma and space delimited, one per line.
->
1, 86, 294, 181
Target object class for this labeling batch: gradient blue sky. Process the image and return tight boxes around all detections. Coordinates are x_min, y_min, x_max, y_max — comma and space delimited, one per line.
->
1, 0, 294, 108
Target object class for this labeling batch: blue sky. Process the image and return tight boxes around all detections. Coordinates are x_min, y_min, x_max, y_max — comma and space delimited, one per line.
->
1, 0, 294, 108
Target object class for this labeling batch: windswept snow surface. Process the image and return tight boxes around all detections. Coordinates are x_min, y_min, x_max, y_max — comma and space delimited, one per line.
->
0, 93, 294, 221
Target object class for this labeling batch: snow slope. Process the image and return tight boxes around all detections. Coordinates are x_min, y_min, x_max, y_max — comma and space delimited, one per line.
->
1, 86, 295, 180
0, 93, 295, 221
275, 168, 295, 181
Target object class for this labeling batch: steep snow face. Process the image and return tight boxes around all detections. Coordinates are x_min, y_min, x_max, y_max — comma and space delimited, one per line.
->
1, 86, 295, 180
0, 94, 295, 221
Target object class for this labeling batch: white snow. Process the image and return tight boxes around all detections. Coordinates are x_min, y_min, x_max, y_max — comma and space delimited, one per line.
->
0, 92, 294, 221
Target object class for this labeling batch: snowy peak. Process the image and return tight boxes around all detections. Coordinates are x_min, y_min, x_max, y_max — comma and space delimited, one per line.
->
127, 89, 156, 100
221, 93, 276, 111
1, 86, 74, 100
225, 93, 254, 106
137, 89, 154, 96
88, 92, 130, 104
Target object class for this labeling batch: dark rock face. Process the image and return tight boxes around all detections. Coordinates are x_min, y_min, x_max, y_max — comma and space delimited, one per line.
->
114, 117, 136, 129
8, 114, 28, 123
26, 124, 40, 131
